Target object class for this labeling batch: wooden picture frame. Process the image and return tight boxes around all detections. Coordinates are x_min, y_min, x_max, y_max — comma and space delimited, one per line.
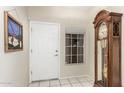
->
4, 12, 23, 52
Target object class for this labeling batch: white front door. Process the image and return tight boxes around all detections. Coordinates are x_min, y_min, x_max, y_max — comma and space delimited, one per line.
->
30, 22, 60, 81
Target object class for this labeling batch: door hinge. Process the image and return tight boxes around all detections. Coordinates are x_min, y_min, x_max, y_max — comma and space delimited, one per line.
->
31, 49, 33, 53
31, 27, 32, 32
31, 71, 32, 75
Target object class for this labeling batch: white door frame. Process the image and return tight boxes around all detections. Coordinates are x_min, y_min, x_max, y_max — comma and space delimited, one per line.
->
29, 21, 61, 83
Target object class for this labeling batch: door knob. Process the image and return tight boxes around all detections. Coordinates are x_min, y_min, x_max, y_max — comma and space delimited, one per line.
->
54, 54, 58, 56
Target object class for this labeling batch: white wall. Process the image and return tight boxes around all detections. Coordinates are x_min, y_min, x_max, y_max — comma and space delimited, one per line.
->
28, 6, 90, 78
0, 6, 29, 86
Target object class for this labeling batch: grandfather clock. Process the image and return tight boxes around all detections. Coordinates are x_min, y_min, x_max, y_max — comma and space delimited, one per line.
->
93, 10, 122, 87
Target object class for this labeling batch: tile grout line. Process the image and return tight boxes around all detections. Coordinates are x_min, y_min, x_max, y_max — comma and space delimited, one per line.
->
39, 81, 40, 87
49, 79, 61, 87
67, 78, 73, 87
59, 79, 72, 86
69, 78, 81, 84
49, 80, 51, 87
76, 77, 83, 86
59, 79, 62, 87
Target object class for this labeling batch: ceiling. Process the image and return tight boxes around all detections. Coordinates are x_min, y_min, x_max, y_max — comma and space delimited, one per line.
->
27, 6, 98, 20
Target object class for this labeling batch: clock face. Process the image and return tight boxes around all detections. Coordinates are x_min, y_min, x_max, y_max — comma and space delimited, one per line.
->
98, 22, 108, 39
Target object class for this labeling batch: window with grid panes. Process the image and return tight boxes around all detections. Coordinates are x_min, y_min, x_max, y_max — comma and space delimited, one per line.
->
65, 34, 84, 64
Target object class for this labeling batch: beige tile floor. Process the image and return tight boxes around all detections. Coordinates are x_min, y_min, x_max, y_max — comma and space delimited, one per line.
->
29, 76, 94, 87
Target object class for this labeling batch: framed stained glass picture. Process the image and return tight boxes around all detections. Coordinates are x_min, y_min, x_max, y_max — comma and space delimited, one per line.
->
4, 12, 23, 52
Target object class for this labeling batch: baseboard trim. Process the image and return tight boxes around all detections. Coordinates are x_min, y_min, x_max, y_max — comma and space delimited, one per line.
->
59, 75, 90, 79
0, 82, 28, 87
122, 83, 124, 87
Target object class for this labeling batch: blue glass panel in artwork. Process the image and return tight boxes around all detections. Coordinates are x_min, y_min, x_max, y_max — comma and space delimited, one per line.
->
8, 17, 20, 36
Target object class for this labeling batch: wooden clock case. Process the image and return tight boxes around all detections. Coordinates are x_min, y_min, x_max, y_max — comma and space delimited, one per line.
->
93, 10, 122, 87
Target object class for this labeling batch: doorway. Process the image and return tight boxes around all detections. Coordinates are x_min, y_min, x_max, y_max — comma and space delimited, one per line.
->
30, 21, 60, 82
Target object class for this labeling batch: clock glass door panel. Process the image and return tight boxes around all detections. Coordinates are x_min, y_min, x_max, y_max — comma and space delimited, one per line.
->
97, 39, 108, 86
97, 41, 103, 82
97, 22, 108, 86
